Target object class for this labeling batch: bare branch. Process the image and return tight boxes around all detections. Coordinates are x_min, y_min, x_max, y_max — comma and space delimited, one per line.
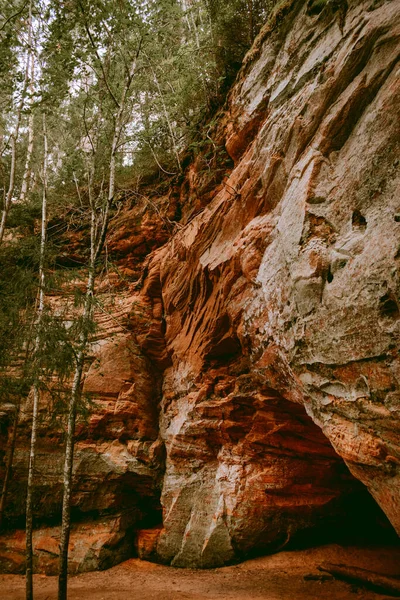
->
0, 0, 28, 32
77, 0, 120, 109
82, 94, 96, 156
148, 143, 177, 175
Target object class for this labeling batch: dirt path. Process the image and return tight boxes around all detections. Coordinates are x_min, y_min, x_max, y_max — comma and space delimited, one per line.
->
1, 544, 400, 600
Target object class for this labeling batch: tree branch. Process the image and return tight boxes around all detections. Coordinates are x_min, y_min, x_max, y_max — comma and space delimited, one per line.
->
0, 1, 28, 32
77, 0, 120, 109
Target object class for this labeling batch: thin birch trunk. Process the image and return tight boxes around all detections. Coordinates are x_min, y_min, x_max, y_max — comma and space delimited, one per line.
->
189, 8, 201, 51
0, 0, 33, 245
56, 284, 93, 600
57, 51, 140, 600
0, 135, 17, 244
182, 0, 193, 35
19, 53, 35, 204
148, 143, 177, 175
26, 113, 48, 600
186, 4, 209, 106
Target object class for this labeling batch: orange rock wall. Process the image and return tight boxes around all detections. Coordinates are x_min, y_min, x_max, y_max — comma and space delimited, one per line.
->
1, 0, 399, 572
132, 0, 400, 566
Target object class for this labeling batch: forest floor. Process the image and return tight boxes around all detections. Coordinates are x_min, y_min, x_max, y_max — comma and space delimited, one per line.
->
1, 544, 400, 600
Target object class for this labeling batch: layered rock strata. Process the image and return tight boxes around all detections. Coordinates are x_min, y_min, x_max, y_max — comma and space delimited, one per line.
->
0, 294, 164, 572
1, 0, 399, 571
133, 0, 400, 566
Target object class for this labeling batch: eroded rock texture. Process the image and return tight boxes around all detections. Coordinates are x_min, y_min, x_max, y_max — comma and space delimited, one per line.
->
0, 295, 164, 572
1, 0, 399, 572
133, 0, 400, 566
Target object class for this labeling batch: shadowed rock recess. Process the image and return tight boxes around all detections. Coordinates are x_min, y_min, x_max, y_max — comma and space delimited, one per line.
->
1, 0, 399, 573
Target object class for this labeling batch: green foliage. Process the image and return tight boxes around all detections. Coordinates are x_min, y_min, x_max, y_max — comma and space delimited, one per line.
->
0, 1, 23, 113
0, 231, 96, 414
0, 237, 39, 371
0, 0, 284, 202
5, 201, 42, 230
206, 0, 278, 93
0, 0, 285, 413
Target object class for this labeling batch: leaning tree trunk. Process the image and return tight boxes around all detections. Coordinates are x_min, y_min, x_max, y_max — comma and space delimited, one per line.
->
26, 113, 48, 600
319, 563, 400, 596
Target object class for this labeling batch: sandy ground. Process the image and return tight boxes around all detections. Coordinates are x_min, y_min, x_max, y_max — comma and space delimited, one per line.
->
1, 544, 400, 600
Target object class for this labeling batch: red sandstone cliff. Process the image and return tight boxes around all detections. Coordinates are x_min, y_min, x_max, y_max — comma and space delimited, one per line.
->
1, 0, 399, 573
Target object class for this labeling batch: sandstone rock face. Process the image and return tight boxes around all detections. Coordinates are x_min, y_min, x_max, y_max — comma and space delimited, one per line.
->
0, 517, 133, 575
132, 0, 400, 566
1, 0, 399, 573
0, 295, 164, 569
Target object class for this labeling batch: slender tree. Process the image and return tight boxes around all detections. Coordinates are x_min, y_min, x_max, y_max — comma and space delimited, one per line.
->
57, 39, 142, 600
19, 52, 35, 204
0, 0, 33, 245
25, 112, 48, 600
0, 14, 37, 521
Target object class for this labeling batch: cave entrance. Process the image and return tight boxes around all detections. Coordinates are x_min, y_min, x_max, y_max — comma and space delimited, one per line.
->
237, 389, 400, 563
289, 477, 399, 550
282, 405, 399, 551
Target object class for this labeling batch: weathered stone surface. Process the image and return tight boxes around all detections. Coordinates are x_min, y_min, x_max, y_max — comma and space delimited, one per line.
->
0, 517, 133, 574
0, 295, 164, 569
1, 0, 399, 573
129, 0, 400, 567
136, 526, 163, 562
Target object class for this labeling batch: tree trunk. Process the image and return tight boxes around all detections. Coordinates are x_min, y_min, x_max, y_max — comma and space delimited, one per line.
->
19, 52, 35, 204
25, 384, 39, 600
0, 1, 33, 245
25, 112, 48, 600
57, 314, 92, 600
247, 0, 255, 44
150, 63, 182, 172
57, 49, 140, 600
0, 135, 17, 244
319, 563, 400, 597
